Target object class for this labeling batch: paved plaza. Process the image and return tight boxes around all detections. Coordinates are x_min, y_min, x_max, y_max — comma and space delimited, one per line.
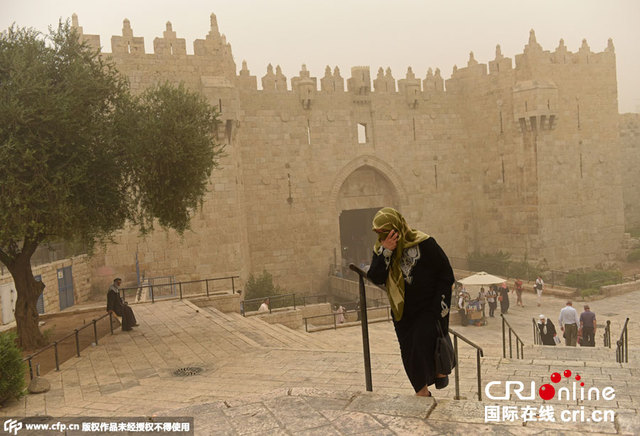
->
1, 288, 639, 434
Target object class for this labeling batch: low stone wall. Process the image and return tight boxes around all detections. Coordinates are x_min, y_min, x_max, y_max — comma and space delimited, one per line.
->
328, 276, 387, 305
601, 280, 640, 297
189, 293, 242, 313
252, 303, 332, 330
0, 255, 91, 323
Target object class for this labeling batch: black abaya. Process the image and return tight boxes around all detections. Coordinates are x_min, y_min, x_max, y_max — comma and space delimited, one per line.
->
367, 237, 455, 392
107, 289, 137, 331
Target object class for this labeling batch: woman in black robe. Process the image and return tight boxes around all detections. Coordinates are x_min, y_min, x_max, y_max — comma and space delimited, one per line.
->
499, 283, 510, 314
367, 208, 455, 397
537, 314, 557, 345
106, 278, 138, 331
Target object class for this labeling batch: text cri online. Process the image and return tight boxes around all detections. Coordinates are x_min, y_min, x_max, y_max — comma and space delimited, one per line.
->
560, 408, 614, 422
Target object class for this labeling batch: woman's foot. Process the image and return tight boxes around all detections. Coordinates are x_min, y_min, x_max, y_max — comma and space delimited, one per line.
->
416, 385, 432, 397
435, 375, 449, 389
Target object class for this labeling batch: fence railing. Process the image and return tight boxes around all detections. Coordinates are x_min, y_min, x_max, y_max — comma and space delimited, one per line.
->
501, 314, 524, 359
532, 318, 542, 345
23, 312, 114, 380
616, 318, 630, 363
604, 320, 611, 348
303, 305, 392, 332
241, 294, 328, 315
449, 328, 484, 401
119, 275, 240, 303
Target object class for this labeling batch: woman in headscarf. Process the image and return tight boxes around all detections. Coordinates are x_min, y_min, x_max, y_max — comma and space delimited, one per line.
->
366, 207, 455, 397
537, 314, 557, 346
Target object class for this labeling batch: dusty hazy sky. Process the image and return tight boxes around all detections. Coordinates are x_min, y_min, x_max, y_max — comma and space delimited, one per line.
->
2, 0, 639, 113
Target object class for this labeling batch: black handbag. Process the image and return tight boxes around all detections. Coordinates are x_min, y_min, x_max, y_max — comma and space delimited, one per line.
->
435, 319, 456, 375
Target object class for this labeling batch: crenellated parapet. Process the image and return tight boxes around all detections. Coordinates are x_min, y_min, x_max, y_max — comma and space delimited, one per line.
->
111, 18, 145, 55
237, 60, 257, 90
291, 65, 317, 109
153, 22, 186, 56
261, 64, 288, 91
373, 67, 395, 93
320, 66, 345, 93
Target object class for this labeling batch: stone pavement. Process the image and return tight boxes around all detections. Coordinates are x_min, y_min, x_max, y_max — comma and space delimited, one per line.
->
1, 287, 638, 434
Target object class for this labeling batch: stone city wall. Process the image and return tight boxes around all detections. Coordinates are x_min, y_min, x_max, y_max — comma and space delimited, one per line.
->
69, 14, 632, 294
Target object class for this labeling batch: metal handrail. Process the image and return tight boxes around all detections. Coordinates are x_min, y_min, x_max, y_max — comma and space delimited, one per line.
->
303, 305, 392, 332
604, 320, 611, 348
448, 327, 484, 401
22, 312, 114, 379
120, 275, 240, 303
532, 318, 542, 345
616, 317, 630, 363
241, 294, 329, 316
501, 314, 524, 359
349, 263, 373, 392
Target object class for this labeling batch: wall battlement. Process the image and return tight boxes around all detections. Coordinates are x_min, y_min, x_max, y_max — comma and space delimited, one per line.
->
74, 15, 615, 100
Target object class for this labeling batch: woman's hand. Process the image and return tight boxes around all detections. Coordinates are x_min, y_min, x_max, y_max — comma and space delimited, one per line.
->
382, 229, 399, 251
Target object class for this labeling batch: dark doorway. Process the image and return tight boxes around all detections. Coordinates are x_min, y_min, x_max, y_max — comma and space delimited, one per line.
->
57, 266, 74, 311
339, 208, 380, 270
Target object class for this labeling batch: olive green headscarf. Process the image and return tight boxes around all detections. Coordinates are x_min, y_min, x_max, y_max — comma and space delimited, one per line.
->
372, 207, 430, 321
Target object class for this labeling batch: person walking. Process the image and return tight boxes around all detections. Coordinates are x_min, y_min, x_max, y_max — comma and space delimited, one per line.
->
487, 285, 497, 318
535, 276, 544, 307
537, 314, 558, 346
367, 207, 455, 398
579, 305, 597, 347
514, 278, 524, 307
558, 301, 579, 346
499, 283, 510, 315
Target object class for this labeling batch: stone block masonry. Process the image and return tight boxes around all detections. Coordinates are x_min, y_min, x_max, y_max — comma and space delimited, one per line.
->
67, 14, 636, 294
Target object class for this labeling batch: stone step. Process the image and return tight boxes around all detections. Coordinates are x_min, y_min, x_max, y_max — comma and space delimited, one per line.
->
230, 313, 321, 350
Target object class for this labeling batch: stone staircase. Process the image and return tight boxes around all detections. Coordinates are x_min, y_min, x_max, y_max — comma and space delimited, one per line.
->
198, 306, 336, 351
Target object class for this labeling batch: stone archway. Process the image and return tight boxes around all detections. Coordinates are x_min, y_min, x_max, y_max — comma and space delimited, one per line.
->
333, 160, 403, 269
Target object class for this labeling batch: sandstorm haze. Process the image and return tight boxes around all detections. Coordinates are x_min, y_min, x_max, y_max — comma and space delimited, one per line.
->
2, 0, 639, 113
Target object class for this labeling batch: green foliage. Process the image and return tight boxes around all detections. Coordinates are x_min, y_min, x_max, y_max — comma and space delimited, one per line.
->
507, 260, 541, 281
0, 20, 223, 347
127, 82, 223, 234
245, 269, 284, 301
627, 248, 640, 263
565, 269, 622, 289
580, 288, 601, 298
0, 331, 26, 404
467, 251, 511, 276
626, 227, 640, 238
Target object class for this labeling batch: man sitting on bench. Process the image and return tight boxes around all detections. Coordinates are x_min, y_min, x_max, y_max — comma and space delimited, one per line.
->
107, 278, 138, 331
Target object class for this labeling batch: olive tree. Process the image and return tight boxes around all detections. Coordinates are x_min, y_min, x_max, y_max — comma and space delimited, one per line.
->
0, 21, 223, 349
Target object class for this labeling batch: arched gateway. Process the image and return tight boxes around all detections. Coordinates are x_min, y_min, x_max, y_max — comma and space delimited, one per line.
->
330, 156, 407, 268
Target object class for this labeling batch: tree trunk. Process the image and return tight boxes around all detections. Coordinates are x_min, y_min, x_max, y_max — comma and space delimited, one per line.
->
9, 252, 46, 350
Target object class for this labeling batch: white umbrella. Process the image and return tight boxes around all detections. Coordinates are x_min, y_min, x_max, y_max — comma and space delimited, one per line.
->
458, 271, 506, 286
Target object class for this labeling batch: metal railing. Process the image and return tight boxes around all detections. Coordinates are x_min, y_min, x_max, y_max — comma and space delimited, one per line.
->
23, 312, 114, 380
119, 275, 240, 303
241, 294, 328, 315
532, 318, 542, 345
303, 305, 392, 332
449, 328, 484, 401
501, 314, 524, 359
349, 264, 373, 391
604, 320, 611, 348
616, 318, 629, 363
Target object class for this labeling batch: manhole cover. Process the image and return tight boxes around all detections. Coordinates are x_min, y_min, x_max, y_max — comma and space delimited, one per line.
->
173, 367, 204, 377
